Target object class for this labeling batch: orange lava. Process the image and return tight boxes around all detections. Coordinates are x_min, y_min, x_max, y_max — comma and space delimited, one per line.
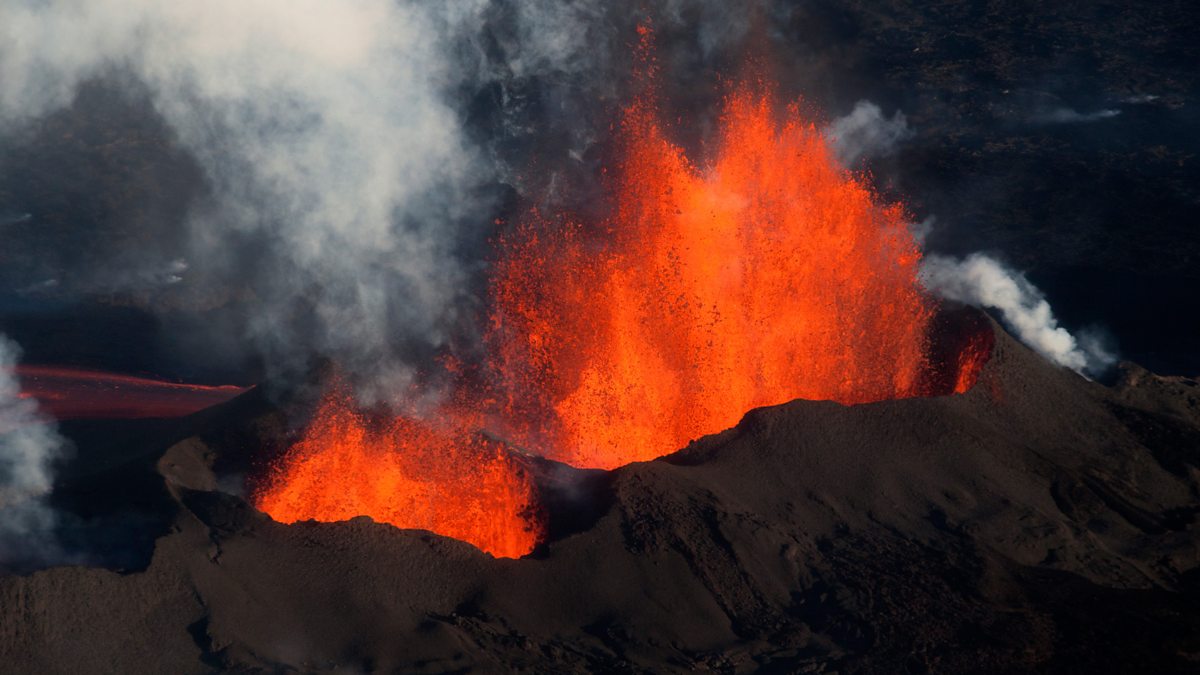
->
16, 365, 246, 420
253, 389, 542, 558
486, 85, 934, 468
952, 326, 996, 394
255, 30, 990, 555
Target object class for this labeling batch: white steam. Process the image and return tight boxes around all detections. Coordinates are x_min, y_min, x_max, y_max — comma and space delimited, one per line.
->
0, 335, 67, 564
1032, 107, 1121, 125
825, 100, 913, 166
908, 215, 936, 246
1121, 94, 1159, 105
1, 0, 496, 400
921, 253, 1115, 377
0, 0, 773, 402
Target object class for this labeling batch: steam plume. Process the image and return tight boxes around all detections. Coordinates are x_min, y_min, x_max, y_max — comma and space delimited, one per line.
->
1, 2, 1120, 399
0, 335, 67, 565
921, 253, 1116, 377
1032, 107, 1121, 125
1, 0, 497, 401
825, 101, 912, 165
0, 0, 784, 402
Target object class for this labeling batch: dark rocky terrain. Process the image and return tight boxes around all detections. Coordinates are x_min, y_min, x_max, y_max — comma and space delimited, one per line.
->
2, 318, 1198, 673
2, 2, 1198, 673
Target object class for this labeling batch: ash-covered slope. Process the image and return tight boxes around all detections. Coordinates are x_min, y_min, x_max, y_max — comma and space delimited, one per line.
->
2, 318, 1199, 673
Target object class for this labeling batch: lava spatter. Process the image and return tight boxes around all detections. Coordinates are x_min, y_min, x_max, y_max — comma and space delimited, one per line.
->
253, 387, 543, 559
487, 84, 938, 469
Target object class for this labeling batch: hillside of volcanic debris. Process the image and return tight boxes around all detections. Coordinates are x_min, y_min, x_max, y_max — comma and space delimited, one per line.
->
2, 316, 1199, 673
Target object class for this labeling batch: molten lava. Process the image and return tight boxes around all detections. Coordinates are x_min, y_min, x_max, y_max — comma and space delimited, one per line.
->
16, 365, 247, 420
255, 31, 992, 556
952, 326, 996, 394
486, 86, 935, 468
253, 389, 542, 559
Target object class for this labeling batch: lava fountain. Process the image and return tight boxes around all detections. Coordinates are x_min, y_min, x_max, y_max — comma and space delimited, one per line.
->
486, 85, 939, 469
254, 33, 990, 556
253, 386, 543, 559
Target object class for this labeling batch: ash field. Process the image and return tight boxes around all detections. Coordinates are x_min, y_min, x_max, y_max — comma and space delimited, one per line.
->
1, 2, 1199, 673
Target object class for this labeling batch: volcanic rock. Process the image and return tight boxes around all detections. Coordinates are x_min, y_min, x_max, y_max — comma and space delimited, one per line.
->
2, 317, 1199, 673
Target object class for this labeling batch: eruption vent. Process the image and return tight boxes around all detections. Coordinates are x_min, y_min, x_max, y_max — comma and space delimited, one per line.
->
487, 85, 934, 469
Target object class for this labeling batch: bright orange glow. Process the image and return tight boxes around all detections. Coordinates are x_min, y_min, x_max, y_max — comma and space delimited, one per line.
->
16, 365, 246, 420
255, 30, 992, 554
952, 326, 995, 394
253, 389, 543, 558
486, 84, 935, 468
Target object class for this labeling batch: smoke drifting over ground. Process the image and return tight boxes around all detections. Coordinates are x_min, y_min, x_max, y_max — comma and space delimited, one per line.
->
0, 335, 66, 567
922, 253, 1116, 377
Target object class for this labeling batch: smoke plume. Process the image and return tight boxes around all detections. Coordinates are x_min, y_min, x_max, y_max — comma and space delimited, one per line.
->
0, 335, 67, 566
825, 100, 913, 166
1, 2, 1121, 401
921, 253, 1116, 377
0, 0, 785, 403
1031, 107, 1121, 125
1, 0, 505, 402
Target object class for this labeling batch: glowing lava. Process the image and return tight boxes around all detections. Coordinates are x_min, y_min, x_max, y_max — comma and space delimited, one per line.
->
255, 32, 992, 556
16, 365, 247, 420
253, 388, 543, 559
952, 326, 996, 394
486, 86, 936, 469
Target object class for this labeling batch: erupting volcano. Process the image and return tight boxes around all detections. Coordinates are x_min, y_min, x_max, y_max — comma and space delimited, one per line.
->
253, 38, 987, 557
9, 4, 1200, 672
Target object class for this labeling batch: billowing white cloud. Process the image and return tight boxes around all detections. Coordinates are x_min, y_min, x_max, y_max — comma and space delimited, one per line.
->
1, 0, 499, 402
0, 335, 68, 564
921, 253, 1116, 377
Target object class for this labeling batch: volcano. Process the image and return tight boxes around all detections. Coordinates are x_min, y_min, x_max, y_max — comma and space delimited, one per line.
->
2, 3, 1199, 673
3, 317, 1200, 672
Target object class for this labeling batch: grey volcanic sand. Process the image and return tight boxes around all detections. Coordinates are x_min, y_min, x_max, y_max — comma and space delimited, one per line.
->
2, 318, 1199, 673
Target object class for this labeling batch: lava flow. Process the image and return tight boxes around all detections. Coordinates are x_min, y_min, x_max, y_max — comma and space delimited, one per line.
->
253, 388, 542, 559
16, 365, 247, 420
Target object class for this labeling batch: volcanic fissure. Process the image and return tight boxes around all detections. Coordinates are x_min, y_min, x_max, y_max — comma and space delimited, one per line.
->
251, 43, 992, 559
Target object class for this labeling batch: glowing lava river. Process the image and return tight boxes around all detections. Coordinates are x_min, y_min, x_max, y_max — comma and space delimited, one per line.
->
252, 36, 993, 558
17, 365, 248, 421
